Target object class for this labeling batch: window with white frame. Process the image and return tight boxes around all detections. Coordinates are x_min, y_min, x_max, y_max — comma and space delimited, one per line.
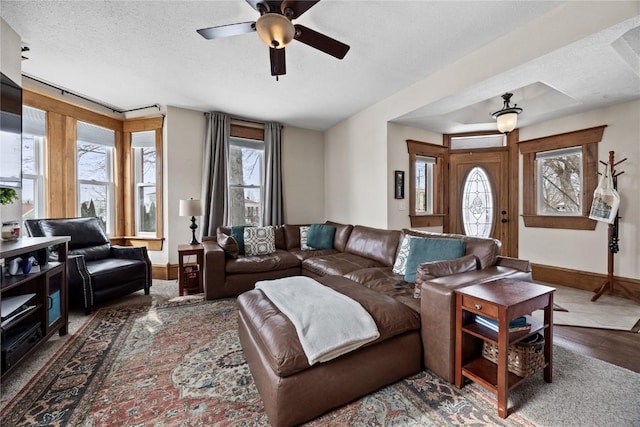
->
228, 137, 264, 226
536, 147, 582, 215
415, 155, 435, 215
22, 106, 46, 220
77, 121, 115, 233
131, 130, 156, 235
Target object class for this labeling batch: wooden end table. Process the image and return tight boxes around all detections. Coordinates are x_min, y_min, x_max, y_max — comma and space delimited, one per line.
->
178, 243, 204, 296
454, 278, 555, 418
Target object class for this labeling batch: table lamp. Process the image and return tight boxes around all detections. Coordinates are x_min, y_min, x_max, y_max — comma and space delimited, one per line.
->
179, 198, 203, 245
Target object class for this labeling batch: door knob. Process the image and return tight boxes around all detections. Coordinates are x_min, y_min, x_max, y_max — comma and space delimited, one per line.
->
501, 210, 507, 215
501, 218, 508, 223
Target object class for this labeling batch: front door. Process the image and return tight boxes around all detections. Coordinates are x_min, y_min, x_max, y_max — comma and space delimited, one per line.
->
448, 149, 513, 255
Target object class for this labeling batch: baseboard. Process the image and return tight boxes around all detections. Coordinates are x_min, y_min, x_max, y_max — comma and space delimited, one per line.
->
532, 263, 640, 298
152, 263, 179, 280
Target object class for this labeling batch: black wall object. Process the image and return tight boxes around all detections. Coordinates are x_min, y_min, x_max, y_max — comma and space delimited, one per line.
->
394, 170, 404, 199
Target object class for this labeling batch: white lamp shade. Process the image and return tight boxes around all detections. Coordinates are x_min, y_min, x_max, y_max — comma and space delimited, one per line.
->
179, 199, 202, 217
496, 112, 518, 134
255, 13, 295, 49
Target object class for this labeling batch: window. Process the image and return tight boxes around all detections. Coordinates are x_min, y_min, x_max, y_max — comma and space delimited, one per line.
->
520, 125, 605, 229
536, 147, 582, 215
228, 137, 264, 226
415, 156, 435, 215
77, 121, 115, 234
461, 166, 494, 237
406, 139, 447, 227
132, 131, 156, 235
21, 106, 46, 220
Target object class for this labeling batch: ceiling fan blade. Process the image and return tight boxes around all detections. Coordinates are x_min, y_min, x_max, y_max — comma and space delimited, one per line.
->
280, 0, 320, 19
294, 24, 350, 59
197, 22, 256, 40
270, 47, 286, 76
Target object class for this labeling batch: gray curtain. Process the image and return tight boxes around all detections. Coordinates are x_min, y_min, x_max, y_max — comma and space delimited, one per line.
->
201, 112, 230, 236
263, 122, 284, 225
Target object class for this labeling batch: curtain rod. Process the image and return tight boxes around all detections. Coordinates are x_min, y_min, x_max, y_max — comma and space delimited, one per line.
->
206, 111, 287, 127
23, 74, 161, 114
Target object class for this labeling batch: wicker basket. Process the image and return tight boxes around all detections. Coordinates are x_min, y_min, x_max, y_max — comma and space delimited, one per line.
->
482, 333, 545, 378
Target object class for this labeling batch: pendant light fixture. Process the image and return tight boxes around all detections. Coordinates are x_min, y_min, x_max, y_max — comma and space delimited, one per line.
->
491, 92, 523, 134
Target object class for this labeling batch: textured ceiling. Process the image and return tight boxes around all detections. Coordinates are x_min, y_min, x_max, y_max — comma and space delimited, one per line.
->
1, 1, 639, 132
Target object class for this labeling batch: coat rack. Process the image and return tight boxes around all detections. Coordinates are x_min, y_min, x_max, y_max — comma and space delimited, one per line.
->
591, 151, 639, 303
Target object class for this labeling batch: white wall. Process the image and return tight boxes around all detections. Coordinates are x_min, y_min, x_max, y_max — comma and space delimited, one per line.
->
163, 106, 206, 264
386, 122, 443, 231
281, 126, 325, 224
0, 18, 21, 84
519, 100, 640, 279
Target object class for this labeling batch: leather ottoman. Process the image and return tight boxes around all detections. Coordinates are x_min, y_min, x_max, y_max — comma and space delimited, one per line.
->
237, 275, 422, 427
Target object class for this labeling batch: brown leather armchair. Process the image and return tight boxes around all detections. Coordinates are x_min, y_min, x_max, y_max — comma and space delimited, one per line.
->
24, 217, 151, 314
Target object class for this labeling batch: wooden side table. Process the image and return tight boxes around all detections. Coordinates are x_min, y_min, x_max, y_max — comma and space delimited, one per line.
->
454, 278, 555, 418
178, 244, 204, 296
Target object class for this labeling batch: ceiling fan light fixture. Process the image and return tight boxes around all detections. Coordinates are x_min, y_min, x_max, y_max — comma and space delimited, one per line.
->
256, 13, 295, 49
491, 92, 523, 134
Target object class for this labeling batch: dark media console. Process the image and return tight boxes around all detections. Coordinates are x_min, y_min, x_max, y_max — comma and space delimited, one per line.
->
0, 236, 70, 380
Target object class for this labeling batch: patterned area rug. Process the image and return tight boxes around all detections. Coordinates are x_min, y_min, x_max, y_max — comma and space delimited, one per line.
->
2, 297, 536, 427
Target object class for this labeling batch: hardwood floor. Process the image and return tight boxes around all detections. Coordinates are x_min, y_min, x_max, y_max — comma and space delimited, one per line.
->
554, 325, 640, 374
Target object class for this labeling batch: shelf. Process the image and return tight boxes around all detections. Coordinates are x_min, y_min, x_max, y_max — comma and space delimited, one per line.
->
462, 357, 524, 392
461, 315, 545, 345
1, 303, 42, 330
1, 262, 63, 291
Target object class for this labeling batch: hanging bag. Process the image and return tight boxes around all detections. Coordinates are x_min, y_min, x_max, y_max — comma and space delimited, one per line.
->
589, 161, 620, 224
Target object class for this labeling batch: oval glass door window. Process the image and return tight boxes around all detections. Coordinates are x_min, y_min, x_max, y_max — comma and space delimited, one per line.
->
461, 166, 494, 237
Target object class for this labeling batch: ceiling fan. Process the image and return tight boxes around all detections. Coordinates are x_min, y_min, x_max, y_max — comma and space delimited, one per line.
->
197, 0, 350, 78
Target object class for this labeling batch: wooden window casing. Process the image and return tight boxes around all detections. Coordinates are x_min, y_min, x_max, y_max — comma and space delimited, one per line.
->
122, 117, 165, 250
406, 139, 447, 227
23, 89, 164, 249
519, 126, 606, 230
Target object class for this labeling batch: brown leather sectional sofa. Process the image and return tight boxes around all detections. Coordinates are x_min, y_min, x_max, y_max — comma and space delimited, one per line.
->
202, 221, 532, 384
204, 222, 532, 425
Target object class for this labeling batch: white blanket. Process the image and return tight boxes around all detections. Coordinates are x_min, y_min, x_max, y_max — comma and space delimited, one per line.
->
255, 276, 380, 365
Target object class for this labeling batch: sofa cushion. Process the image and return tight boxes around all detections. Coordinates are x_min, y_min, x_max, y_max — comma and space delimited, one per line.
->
404, 237, 466, 283
344, 226, 401, 267
401, 229, 500, 270
226, 250, 300, 274
289, 248, 338, 261
86, 258, 147, 291
324, 221, 354, 252
344, 267, 419, 312
217, 228, 239, 258
27, 217, 111, 261
307, 224, 336, 250
231, 225, 252, 255
300, 226, 313, 250
392, 235, 411, 275
413, 254, 478, 298
302, 253, 382, 277
244, 226, 277, 256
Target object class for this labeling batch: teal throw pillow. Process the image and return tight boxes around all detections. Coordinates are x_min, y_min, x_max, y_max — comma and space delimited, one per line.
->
307, 224, 336, 250
230, 225, 252, 255
403, 237, 466, 283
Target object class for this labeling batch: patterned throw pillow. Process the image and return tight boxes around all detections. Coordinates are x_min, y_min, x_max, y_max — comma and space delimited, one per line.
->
244, 226, 276, 256
300, 226, 314, 251
392, 235, 412, 275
